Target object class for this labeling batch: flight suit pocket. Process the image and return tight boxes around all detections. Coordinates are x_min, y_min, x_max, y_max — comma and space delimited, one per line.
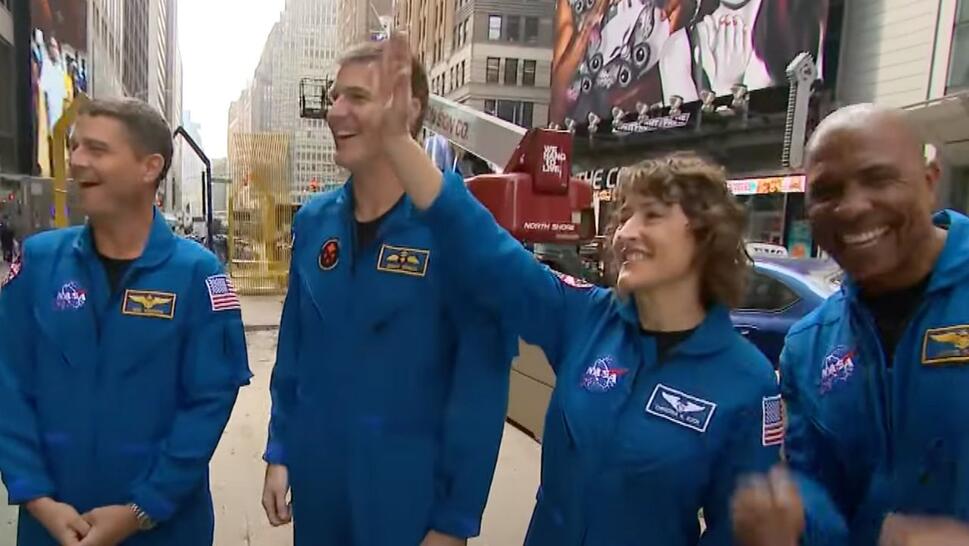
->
110, 316, 182, 379
614, 397, 713, 480
34, 306, 94, 371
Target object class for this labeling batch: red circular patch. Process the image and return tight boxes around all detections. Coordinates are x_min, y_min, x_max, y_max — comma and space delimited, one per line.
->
319, 238, 340, 270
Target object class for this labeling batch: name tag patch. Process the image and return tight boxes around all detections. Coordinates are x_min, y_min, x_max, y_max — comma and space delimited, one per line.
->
922, 325, 969, 365
377, 244, 430, 277
123, 290, 177, 319
645, 384, 717, 433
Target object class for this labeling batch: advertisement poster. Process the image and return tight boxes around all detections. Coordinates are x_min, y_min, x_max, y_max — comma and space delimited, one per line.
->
550, 0, 830, 124
786, 219, 813, 258
31, 0, 89, 176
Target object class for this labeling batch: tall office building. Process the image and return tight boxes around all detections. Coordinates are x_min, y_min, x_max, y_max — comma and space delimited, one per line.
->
122, 0, 179, 125
89, 0, 126, 99
231, 0, 344, 203
122, 0, 150, 102
0, 0, 16, 172
147, 0, 168, 115
837, 0, 969, 211
394, 0, 555, 129
339, 0, 392, 49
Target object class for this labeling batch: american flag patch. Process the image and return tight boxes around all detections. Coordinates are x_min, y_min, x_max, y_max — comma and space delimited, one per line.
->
762, 394, 785, 447
205, 275, 241, 312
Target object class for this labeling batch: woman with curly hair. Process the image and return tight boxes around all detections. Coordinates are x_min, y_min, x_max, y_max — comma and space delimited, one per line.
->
377, 33, 781, 545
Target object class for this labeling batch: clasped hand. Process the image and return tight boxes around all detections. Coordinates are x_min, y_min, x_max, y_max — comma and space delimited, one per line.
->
28, 498, 140, 546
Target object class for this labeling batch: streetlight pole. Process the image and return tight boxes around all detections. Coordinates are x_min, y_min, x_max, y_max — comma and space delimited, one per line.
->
172, 126, 213, 250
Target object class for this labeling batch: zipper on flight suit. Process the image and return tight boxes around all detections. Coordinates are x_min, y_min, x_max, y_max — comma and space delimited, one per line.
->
853, 298, 932, 471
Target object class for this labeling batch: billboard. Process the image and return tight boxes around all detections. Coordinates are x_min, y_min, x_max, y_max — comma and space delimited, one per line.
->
30, 0, 89, 176
550, 0, 829, 124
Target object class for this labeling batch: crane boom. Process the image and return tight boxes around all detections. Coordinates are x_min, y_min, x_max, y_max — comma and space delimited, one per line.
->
422, 93, 595, 244
424, 94, 527, 168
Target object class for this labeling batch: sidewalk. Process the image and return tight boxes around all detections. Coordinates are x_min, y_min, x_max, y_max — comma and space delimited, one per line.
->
0, 296, 543, 546
240, 295, 284, 331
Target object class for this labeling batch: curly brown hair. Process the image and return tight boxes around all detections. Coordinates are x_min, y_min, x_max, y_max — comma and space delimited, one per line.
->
607, 153, 750, 308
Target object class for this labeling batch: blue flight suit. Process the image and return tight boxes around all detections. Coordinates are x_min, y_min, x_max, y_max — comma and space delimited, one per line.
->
782, 210, 969, 546
416, 172, 781, 546
0, 211, 251, 546
264, 181, 513, 545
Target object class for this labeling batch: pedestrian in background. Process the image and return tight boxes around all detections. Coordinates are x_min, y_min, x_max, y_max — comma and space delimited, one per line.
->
0, 98, 251, 546
0, 216, 14, 263
731, 104, 969, 546
261, 39, 514, 546
371, 33, 782, 546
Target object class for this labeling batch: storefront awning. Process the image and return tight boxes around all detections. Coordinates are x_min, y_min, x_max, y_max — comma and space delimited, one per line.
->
728, 175, 806, 196
904, 91, 969, 166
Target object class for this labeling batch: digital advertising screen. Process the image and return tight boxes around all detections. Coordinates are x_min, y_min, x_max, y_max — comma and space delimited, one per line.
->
30, 0, 89, 176
550, 0, 830, 125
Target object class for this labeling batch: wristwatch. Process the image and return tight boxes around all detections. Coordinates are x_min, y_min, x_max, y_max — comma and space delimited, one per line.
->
127, 503, 157, 531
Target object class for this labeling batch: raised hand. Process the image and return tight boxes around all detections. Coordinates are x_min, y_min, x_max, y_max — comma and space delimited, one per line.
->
731, 466, 805, 546
378, 32, 417, 141
880, 514, 969, 546
697, 13, 753, 96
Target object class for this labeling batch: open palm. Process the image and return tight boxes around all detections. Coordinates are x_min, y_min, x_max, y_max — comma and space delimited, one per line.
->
378, 33, 415, 139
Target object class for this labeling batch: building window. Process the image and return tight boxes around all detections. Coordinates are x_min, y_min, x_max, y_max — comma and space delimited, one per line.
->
492, 100, 534, 127
504, 58, 519, 85
460, 60, 466, 85
488, 15, 502, 40
507, 15, 521, 42
486, 57, 500, 83
525, 17, 539, 43
522, 60, 536, 86
949, 0, 969, 90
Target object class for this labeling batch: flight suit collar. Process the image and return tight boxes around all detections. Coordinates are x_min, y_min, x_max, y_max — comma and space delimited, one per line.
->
338, 177, 416, 235
616, 296, 734, 356
841, 209, 969, 301
72, 207, 176, 268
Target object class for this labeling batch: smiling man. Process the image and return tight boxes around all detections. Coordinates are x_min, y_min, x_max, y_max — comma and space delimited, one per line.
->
731, 103, 969, 546
0, 98, 251, 546
260, 40, 513, 546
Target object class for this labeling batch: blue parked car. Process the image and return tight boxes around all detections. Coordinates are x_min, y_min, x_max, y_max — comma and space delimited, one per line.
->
732, 257, 843, 367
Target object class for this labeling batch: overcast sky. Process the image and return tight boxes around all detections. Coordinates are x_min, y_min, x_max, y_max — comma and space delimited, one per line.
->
179, 0, 285, 158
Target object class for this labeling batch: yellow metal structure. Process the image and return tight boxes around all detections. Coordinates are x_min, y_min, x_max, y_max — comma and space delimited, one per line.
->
227, 132, 293, 294
51, 93, 90, 228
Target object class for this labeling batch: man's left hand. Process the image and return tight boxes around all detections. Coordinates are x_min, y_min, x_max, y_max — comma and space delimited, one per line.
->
880, 514, 969, 546
420, 530, 467, 546
78, 506, 141, 546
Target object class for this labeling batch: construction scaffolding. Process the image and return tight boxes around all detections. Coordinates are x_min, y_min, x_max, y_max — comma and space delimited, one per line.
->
227, 132, 294, 294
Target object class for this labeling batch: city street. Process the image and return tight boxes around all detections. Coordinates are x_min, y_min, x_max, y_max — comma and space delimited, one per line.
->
0, 299, 541, 546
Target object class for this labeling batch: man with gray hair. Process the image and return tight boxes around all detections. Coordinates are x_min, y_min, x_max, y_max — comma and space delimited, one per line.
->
0, 98, 251, 546
731, 103, 969, 545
